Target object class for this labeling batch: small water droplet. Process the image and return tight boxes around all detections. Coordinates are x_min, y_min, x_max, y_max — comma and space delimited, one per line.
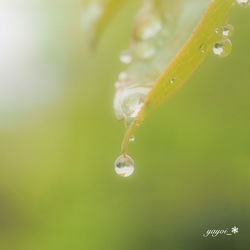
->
135, 41, 157, 60
213, 39, 232, 58
215, 24, 234, 38
115, 72, 130, 89
121, 87, 150, 118
129, 135, 135, 142
200, 43, 209, 53
114, 154, 134, 177
170, 77, 175, 84
120, 51, 132, 64
236, 0, 250, 7
222, 24, 234, 37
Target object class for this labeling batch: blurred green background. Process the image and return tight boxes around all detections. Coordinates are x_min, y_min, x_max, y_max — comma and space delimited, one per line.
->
0, 1, 249, 249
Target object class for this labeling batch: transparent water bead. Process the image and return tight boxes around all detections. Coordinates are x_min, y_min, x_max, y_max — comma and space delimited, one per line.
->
200, 43, 209, 54
114, 154, 134, 177
129, 135, 135, 142
213, 39, 232, 58
170, 77, 176, 84
120, 51, 132, 64
215, 24, 234, 38
236, 0, 250, 7
135, 41, 157, 60
136, 15, 163, 40
121, 87, 150, 118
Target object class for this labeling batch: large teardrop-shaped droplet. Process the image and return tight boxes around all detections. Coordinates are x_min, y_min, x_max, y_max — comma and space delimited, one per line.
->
114, 154, 134, 177
135, 14, 163, 40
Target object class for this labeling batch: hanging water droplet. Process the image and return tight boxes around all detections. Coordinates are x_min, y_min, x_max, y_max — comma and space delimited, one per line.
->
213, 39, 232, 58
129, 135, 135, 142
135, 41, 157, 60
114, 154, 134, 177
215, 24, 234, 38
121, 87, 150, 118
120, 51, 132, 64
236, 0, 250, 7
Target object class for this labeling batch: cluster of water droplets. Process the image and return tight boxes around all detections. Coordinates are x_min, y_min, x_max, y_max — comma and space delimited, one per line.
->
211, 0, 249, 57
113, 0, 212, 177
113, 0, 247, 177
212, 24, 234, 58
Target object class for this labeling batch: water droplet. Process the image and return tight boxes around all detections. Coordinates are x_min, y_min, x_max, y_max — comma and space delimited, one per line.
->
222, 24, 234, 37
118, 72, 129, 82
213, 39, 232, 58
115, 72, 130, 89
236, 0, 250, 7
114, 154, 134, 177
137, 16, 163, 40
121, 87, 150, 118
170, 77, 175, 84
200, 43, 209, 53
129, 135, 135, 142
120, 51, 132, 64
215, 24, 234, 38
135, 41, 157, 60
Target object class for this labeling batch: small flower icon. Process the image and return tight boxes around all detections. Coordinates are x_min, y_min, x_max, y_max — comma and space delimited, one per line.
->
231, 226, 239, 234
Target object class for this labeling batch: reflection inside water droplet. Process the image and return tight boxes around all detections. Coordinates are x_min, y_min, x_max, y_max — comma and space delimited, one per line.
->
213, 39, 232, 58
139, 16, 163, 40
114, 154, 134, 177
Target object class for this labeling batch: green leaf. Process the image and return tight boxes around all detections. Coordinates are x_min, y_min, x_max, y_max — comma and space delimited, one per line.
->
121, 0, 234, 153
